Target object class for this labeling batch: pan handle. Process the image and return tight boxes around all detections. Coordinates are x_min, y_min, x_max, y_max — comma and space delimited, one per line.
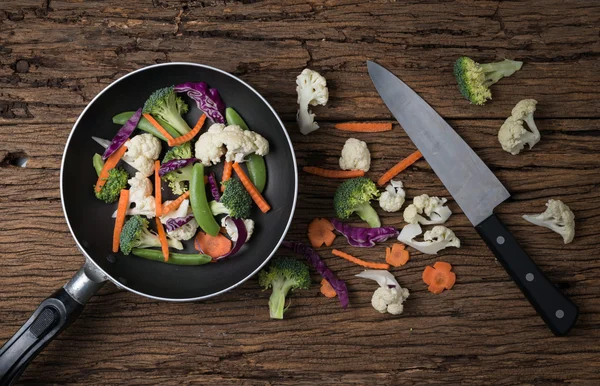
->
0, 261, 106, 385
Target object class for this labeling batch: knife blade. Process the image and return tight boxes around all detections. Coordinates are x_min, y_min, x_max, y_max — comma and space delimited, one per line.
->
368, 61, 578, 335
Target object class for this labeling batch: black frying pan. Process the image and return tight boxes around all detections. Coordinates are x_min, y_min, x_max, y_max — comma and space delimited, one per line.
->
0, 63, 298, 385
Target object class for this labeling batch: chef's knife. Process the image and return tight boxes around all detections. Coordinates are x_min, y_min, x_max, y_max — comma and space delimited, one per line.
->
367, 61, 578, 335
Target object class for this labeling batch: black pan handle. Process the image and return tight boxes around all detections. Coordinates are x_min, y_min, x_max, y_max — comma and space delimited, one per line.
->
476, 214, 578, 336
0, 262, 106, 385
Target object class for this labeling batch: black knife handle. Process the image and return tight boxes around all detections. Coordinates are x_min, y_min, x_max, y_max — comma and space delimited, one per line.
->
476, 214, 578, 336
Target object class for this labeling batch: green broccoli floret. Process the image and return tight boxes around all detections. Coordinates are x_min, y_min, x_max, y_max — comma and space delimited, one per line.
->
143, 86, 191, 135
209, 179, 252, 219
161, 142, 194, 195
454, 57, 523, 105
119, 215, 183, 255
94, 167, 128, 204
258, 257, 311, 319
334, 177, 381, 228
162, 142, 192, 163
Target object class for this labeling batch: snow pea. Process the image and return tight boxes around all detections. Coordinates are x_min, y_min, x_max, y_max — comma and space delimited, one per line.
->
113, 111, 180, 141
92, 153, 104, 176
132, 248, 212, 265
225, 107, 267, 192
190, 163, 220, 236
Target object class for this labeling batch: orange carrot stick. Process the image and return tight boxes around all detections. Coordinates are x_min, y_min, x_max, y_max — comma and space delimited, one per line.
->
232, 162, 271, 213
303, 167, 365, 179
154, 160, 162, 217
221, 161, 233, 192
162, 191, 190, 215
422, 261, 456, 294
95, 144, 128, 193
334, 122, 393, 132
112, 189, 130, 253
168, 114, 206, 147
320, 278, 337, 298
143, 113, 175, 142
377, 150, 423, 186
308, 218, 336, 248
332, 249, 389, 270
155, 217, 169, 262
385, 243, 409, 267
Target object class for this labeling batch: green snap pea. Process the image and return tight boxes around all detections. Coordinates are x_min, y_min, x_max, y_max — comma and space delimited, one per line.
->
190, 163, 220, 236
113, 111, 180, 141
92, 153, 104, 176
225, 107, 267, 192
132, 248, 212, 265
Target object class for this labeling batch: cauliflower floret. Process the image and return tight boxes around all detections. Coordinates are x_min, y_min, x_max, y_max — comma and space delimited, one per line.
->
379, 180, 405, 212
122, 134, 162, 177
221, 217, 255, 242
403, 194, 452, 225
523, 199, 575, 244
112, 172, 156, 218
498, 99, 540, 156
160, 199, 190, 224
371, 286, 410, 315
339, 138, 371, 172
296, 68, 329, 135
194, 124, 269, 166
398, 223, 460, 255
167, 218, 198, 241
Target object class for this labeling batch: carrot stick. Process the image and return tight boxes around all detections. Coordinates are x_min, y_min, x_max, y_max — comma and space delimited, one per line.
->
320, 278, 337, 298
332, 249, 389, 270
112, 189, 130, 253
303, 167, 365, 179
162, 191, 190, 215
221, 161, 233, 192
334, 122, 393, 132
194, 231, 232, 259
143, 113, 175, 142
95, 144, 128, 193
232, 162, 271, 213
422, 261, 456, 294
155, 217, 169, 262
385, 243, 409, 267
168, 114, 206, 147
377, 150, 423, 186
308, 218, 336, 248
154, 160, 162, 217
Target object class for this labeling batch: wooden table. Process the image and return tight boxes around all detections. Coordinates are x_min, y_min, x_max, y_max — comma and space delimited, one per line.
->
1, 1, 599, 384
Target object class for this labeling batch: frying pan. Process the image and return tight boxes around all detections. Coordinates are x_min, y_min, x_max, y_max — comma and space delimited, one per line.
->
0, 63, 298, 385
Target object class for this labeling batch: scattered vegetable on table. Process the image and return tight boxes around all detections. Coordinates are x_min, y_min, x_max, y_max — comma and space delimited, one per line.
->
356, 270, 410, 315
296, 68, 329, 135
523, 199, 575, 244
259, 257, 311, 320
307, 218, 336, 248
334, 177, 381, 228
339, 138, 371, 172
403, 194, 452, 225
498, 99, 541, 155
422, 262, 456, 294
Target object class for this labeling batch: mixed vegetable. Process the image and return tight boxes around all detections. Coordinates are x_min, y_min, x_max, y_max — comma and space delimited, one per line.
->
92, 82, 272, 265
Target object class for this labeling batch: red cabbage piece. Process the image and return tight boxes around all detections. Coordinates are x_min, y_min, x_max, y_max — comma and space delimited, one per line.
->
158, 158, 198, 176
282, 241, 349, 309
174, 82, 225, 124
208, 172, 221, 202
102, 107, 142, 160
196, 217, 247, 260
165, 214, 195, 232
331, 219, 398, 248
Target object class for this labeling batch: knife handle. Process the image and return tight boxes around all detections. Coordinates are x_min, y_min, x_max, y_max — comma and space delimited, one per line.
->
476, 214, 578, 336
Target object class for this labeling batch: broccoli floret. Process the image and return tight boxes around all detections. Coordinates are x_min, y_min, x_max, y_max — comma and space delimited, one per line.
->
162, 142, 192, 163
119, 215, 183, 255
209, 179, 252, 219
334, 177, 381, 228
94, 167, 128, 204
454, 57, 523, 105
258, 257, 311, 319
161, 142, 194, 195
143, 86, 191, 136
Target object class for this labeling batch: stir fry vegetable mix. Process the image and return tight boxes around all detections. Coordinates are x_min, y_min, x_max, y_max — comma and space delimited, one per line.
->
92, 83, 272, 265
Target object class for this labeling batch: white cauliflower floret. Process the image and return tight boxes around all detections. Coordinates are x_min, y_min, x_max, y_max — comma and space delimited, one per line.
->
221, 217, 255, 242
523, 199, 575, 244
398, 223, 460, 255
498, 99, 540, 155
371, 287, 410, 315
296, 68, 329, 135
194, 124, 269, 166
122, 134, 161, 177
339, 138, 371, 172
167, 218, 198, 241
403, 194, 452, 225
112, 172, 156, 218
379, 180, 405, 212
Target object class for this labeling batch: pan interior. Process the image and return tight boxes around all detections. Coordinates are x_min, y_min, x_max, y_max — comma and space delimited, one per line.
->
61, 64, 297, 300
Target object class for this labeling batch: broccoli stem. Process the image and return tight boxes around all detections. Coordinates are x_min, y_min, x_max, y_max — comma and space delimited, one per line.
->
268, 278, 294, 319
165, 111, 192, 136
480, 59, 523, 86
355, 202, 381, 228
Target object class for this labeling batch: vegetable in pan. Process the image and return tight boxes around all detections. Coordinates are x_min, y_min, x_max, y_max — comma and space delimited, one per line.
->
258, 257, 311, 319
143, 86, 192, 136
113, 111, 180, 141
119, 215, 183, 255
94, 167, 128, 204
92, 153, 104, 176
209, 178, 252, 219
132, 248, 212, 265
190, 163, 220, 237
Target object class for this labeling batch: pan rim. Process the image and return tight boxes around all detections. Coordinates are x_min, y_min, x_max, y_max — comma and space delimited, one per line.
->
59, 62, 298, 302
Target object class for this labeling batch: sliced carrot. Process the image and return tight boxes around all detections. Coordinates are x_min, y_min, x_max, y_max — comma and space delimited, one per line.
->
168, 114, 206, 147
195, 231, 232, 259
112, 189, 130, 253
335, 122, 393, 132
303, 166, 364, 179
307, 218, 336, 248
377, 150, 423, 186
422, 261, 456, 294
386, 243, 409, 267
95, 144, 128, 193
143, 113, 175, 142
332, 249, 389, 270
155, 217, 169, 262
161, 191, 190, 215
154, 160, 162, 217
221, 161, 233, 192
320, 278, 337, 298
232, 162, 271, 213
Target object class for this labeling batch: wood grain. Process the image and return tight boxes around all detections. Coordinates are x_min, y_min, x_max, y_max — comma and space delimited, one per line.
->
1, 0, 600, 385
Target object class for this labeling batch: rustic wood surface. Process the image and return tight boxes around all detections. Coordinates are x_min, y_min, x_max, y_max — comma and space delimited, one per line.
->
1, 0, 600, 384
